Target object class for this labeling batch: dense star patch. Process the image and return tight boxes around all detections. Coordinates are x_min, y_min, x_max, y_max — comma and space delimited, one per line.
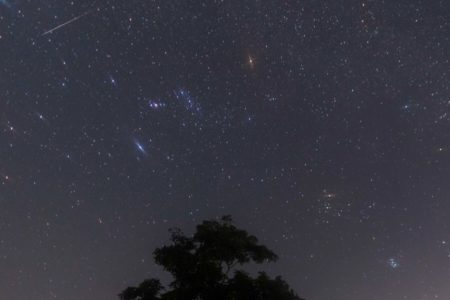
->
1, 1, 450, 299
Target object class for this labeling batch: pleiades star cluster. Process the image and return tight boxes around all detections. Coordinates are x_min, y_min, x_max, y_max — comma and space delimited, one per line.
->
1, 1, 450, 299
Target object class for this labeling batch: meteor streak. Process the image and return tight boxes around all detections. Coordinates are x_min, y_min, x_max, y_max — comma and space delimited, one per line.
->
42, 10, 92, 36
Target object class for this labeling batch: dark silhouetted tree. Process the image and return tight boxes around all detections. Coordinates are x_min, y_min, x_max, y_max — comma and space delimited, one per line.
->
119, 279, 163, 300
119, 216, 304, 300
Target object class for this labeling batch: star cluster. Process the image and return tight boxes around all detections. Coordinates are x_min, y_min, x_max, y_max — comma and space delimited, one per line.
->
1, 1, 450, 300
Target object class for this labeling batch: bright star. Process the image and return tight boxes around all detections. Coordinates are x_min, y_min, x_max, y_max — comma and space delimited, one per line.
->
248, 55, 255, 68
387, 258, 399, 269
36, 112, 46, 122
108, 74, 118, 87
148, 99, 166, 110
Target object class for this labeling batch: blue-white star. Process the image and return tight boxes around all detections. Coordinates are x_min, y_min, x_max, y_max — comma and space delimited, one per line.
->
387, 258, 399, 269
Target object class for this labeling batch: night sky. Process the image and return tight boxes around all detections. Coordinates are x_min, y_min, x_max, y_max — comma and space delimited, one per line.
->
1, 0, 450, 299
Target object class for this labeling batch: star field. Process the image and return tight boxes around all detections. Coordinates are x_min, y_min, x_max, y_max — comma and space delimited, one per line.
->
1, 1, 450, 299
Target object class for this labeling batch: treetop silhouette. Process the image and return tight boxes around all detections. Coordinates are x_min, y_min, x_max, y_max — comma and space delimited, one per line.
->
120, 215, 304, 300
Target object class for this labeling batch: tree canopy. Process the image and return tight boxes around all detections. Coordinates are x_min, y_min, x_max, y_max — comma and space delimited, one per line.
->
119, 216, 304, 300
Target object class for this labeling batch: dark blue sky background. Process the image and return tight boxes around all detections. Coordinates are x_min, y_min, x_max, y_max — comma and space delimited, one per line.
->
1, 1, 450, 299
